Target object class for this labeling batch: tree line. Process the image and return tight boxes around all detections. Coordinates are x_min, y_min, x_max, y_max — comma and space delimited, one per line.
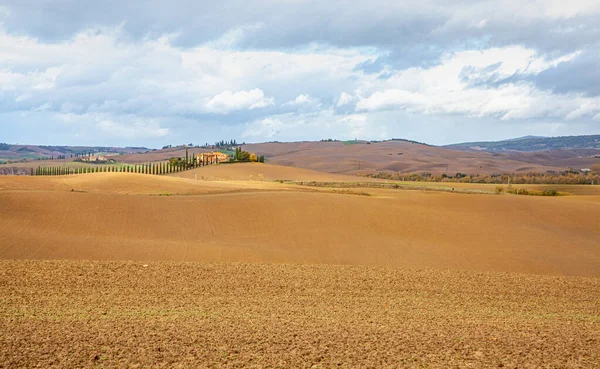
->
234, 147, 264, 162
366, 166, 600, 185
33, 149, 204, 176
33, 162, 196, 176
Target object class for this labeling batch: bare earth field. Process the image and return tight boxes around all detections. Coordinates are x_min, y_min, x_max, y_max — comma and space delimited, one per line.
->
1, 261, 599, 368
1, 164, 599, 367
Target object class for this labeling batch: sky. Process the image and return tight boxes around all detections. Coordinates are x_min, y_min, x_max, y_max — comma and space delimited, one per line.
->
1, 1, 599, 147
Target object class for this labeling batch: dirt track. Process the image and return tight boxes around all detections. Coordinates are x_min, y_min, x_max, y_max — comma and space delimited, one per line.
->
1, 260, 599, 368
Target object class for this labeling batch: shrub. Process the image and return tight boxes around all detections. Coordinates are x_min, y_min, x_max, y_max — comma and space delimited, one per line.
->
541, 188, 558, 196
495, 185, 504, 194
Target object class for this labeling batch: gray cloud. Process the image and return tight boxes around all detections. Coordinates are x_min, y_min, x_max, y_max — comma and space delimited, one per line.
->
532, 49, 600, 96
1, 0, 599, 147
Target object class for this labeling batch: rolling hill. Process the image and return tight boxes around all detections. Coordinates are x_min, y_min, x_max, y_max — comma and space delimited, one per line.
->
1, 168, 599, 276
445, 134, 600, 152
242, 140, 600, 175
2, 138, 599, 177
2, 164, 599, 368
0, 144, 149, 163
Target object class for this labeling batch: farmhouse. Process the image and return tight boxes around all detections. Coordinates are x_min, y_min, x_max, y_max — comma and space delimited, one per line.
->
74, 155, 116, 163
196, 152, 230, 165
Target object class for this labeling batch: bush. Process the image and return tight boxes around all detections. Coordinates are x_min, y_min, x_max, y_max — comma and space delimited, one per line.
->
541, 188, 558, 196
495, 185, 504, 194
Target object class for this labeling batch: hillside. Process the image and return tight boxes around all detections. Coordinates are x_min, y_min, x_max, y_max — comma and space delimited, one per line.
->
2, 139, 599, 177
2, 167, 599, 368
170, 162, 375, 182
1, 171, 599, 276
242, 140, 599, 175
0, 144, 148, 163
445, 134, 600, 152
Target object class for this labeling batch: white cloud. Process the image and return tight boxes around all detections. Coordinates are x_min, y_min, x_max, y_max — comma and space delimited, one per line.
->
0, 11, 599, 147
243, 117, 284, 138
282, 94, 321, 110
355, 46, 600, 121
204, 89, 274, 114
336, 92, 355, 107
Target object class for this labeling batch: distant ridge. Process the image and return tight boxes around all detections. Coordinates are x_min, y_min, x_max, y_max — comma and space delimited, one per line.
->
445, 134, 600, 152
501, 135, 546, 142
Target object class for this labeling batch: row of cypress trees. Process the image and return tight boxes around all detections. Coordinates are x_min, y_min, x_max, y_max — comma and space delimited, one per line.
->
33, 160, 197, 176
31, 149, 231, 176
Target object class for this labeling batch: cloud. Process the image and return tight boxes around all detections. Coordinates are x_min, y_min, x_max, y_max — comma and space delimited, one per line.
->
282, 94, 321, 112
355, 46, 600, 121
243, 117, 284, 138
336, 92, 355, 107
0, 1, 599, 146
204, 89, 274, 114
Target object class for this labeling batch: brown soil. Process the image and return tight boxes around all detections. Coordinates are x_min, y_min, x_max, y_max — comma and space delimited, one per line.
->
0, 172, 599, 276
1, 169, 599, 367
1, 261, 598, 368
170, 162, 375, 182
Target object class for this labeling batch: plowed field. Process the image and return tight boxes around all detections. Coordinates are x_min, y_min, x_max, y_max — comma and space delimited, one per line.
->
1, 261, 599, 368
1, 167, 599, 367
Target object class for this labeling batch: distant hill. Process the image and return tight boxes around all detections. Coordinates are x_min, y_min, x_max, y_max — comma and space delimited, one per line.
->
2, 139, 599, 176
445, 135, 600, 152
0, 144, 149, 164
